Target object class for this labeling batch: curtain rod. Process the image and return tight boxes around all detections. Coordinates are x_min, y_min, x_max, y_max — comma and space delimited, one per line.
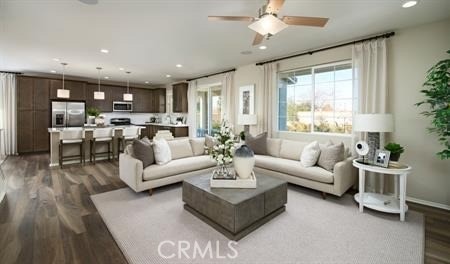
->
0, 71, 22, 74
186, 68, 236, 82
255, 32, 395, 66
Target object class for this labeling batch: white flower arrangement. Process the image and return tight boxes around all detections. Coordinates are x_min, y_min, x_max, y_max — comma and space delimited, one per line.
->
210, 120, 235, 166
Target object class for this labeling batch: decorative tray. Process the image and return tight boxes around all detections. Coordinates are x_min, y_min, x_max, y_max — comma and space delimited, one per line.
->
210, 171, 257, 189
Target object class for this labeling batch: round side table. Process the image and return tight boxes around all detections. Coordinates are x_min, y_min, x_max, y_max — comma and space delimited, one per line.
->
352, 159, 412, 221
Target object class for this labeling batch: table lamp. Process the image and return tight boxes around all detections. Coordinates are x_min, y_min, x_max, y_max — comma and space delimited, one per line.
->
238, 114, 257, 134
353, 114, 394, 163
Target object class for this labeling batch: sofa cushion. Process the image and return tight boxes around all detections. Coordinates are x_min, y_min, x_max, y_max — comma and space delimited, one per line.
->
300, 141, 321, 167
267, 138, 281, 157
255, 155, 333, 184
317, 142, 345, 172
168, 139, 194, 160
143, 155, 216, 181
132, 137, 154, 168
190, 138, 206, 156
279, 139, 309, 160
205, 135, 217, 153
245, 132, 268, 155
153, 138, 172, 165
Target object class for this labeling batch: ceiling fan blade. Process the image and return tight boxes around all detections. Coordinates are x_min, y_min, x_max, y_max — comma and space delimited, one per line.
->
282, 16, 329, 27
265, 0, 285, 14
208, 16, 255, 22
252, 33, 264, 46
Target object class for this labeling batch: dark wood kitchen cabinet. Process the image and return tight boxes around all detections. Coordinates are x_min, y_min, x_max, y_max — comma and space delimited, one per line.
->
172, 83, 188, 113
50, 80, 86, 101
17, 76, 51, 153
153, 88, 166, 113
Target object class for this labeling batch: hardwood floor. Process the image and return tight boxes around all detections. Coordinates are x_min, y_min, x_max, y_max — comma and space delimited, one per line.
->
0, 153, 449, 264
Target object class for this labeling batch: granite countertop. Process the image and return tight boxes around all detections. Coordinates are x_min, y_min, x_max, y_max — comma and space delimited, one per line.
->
48, 125, 145, 133
137, 122, 189, 127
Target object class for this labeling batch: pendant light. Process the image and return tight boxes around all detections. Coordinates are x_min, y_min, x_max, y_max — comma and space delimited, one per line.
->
123, 71, 133, 101
57, 62, 70, 98
94, 67, 105, 100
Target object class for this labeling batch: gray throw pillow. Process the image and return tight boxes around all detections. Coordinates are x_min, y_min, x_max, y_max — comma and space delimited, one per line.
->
132, 137, 155, 168
317, 142, 345, 172
245, 132, 268, 155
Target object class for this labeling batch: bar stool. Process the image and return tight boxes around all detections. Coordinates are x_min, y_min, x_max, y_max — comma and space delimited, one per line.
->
59, 130, 85, 168
90, 128, 114, 164
119, 127, 140, 152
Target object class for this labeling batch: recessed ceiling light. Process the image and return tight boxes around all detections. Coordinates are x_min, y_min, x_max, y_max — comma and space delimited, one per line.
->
50, 70, 56, 73
119, 67, 124, 71
100, 49, 109, 53
145, 81, 149, 84
259, 45, 267, 50
402, 0, 418, 8
104, 76, 109, 79
53, 58, 60, 62
166, 74, 171, 78
176, 64, 183, 68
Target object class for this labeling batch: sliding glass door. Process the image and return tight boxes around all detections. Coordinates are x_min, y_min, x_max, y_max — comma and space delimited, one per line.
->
196, 85, 222, 137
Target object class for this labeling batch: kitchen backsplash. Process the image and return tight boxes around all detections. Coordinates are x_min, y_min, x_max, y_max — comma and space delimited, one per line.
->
101, 112, 187, 125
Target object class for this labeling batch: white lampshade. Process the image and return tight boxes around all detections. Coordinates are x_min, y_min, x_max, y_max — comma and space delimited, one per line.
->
94, 91, 105, 100
353, 114, 394, 132
57, 89, 70, 98
248, 14, 288, 35
238, 115, 257, 125
123, 93, 133, 101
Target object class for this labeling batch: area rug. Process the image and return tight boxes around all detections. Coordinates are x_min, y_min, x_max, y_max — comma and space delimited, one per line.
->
91, 184, 424, 264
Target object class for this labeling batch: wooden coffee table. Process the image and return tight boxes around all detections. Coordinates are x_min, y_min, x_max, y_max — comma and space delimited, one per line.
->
182, 173, 287, 241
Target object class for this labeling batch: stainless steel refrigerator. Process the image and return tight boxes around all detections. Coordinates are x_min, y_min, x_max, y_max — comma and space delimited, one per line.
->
51, 101, 86, 127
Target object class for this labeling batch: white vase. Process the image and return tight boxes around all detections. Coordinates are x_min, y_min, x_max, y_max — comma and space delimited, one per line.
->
233, 145, 255, 179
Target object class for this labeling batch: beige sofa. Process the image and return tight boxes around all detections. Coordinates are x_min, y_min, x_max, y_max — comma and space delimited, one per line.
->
119, 137, 356, 197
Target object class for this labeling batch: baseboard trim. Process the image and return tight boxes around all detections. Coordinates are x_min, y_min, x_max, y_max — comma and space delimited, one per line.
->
406, 196, 450, 211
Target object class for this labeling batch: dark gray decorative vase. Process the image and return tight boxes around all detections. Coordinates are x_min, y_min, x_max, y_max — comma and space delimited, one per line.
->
233, 144, 255, 179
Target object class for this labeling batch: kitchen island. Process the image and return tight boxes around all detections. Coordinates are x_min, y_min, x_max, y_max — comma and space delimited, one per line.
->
137, 123, 189, 139
48, 125, 144, 167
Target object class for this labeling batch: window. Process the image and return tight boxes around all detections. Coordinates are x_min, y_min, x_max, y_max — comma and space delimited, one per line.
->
278, 62, 354, 134
196, 85, 222, 136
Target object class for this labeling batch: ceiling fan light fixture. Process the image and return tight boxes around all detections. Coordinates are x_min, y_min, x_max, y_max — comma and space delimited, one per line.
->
248, 14, 287, 35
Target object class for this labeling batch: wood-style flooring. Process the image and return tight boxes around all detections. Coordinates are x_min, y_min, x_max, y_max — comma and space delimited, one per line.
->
0, 154, 449, 264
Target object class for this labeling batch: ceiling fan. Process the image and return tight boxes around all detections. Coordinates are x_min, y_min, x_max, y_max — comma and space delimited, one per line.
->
208, 0, 329, 46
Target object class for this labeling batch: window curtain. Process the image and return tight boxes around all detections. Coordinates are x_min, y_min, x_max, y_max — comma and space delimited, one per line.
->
352, 38, 388, 192
187, 80, 198, 137
260, 62, 278, 137
221, 71, 235, 126
0, 73, 17, 156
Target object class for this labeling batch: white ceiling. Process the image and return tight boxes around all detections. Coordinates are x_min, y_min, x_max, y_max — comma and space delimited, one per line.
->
1, 0, 449, 86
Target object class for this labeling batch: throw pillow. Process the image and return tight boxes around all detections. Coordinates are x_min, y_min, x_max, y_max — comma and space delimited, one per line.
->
152, 138, 172, 165
300, 141, 321, 167
132, 137, 154, 168
205, 135, 217, 154
167, 139, 194, 160
190, 138, 206, 156
317, 142, 345, 172
245, 132, 268, 155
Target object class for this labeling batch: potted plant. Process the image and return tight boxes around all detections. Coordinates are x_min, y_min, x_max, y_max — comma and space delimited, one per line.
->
384, 142, 405, 162
210, 120, 235, 179
86, 107, 101, 125
415, 50, 449, 159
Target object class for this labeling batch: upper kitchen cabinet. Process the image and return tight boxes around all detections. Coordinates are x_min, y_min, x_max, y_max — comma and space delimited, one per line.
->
50, 80, 86, 101
33, 78, 50, 110
85, 83, 112, 112
110, 85, 127, 102
17, 76, 34, 110
152, 88, 166, 113
132, 88, 152, 113
172, 83, 188, 113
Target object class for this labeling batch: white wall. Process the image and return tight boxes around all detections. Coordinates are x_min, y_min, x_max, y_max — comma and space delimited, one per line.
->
387, 19, 450, 207
230, 19, 450, 207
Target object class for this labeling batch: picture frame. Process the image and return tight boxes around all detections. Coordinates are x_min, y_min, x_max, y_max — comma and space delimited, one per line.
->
373, 149, 391, 168
239, 85, 255, 116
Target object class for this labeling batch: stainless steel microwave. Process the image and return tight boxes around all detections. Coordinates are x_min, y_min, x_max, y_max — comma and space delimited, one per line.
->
113, 101, 133, 112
